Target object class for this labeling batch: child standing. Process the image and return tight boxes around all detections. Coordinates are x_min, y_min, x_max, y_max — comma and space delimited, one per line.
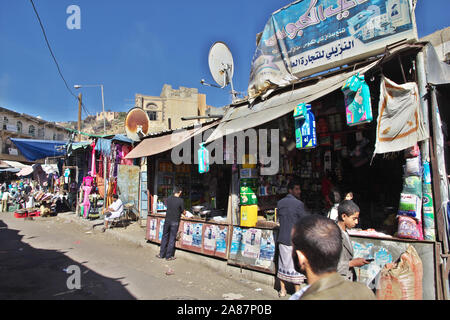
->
336, 200, 370, 281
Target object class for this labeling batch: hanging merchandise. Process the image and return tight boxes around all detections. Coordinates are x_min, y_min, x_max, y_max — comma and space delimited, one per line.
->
64, 168, 70, 184
422, 161, 436, 241
198, 143, 210, 173
240, 178, 258, 205
341, 73, 373, 126
91, 141, 96, 177
373, 76, 428, 155
293, 103, 317, 149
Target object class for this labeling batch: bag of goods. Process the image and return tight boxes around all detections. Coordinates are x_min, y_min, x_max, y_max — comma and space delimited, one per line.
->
198, 143, 210, 174
341, 73, 373, 126
404, 144, 420, 158
404, 157, 422, 176
377, 245, 423, 300
397, 215, 423, 240
401, 176, 422, 198
398, 193, 422, 220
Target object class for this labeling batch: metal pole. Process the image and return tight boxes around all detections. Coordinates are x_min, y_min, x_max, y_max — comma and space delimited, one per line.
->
416, 51, 430, 161
100, 85, 107, 212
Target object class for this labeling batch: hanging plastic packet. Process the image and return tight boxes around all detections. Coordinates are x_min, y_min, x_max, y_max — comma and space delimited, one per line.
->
341, 73, 373, 126
294, 103, 317, 149
198, 143, 210, 173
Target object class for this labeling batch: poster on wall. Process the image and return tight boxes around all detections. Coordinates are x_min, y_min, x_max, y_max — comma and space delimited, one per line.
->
248, 0, 417, 99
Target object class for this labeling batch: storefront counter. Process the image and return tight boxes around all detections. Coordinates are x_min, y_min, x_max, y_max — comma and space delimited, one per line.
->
349, 234, 438, 300
146, 213, 230, 259
227, 225, 279, 275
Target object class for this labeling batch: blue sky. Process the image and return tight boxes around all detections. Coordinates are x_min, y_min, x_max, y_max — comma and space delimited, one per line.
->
0, 0, 449, 123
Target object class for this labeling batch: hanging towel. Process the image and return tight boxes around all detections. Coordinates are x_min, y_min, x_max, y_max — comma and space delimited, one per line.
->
95, 138, 112, 156
373, 77, 428, 155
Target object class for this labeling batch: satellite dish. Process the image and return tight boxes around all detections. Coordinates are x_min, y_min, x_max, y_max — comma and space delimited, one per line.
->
125, 107, 150, 141
208, 41, 235, 89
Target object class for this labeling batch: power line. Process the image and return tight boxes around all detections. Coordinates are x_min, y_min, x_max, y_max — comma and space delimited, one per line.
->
29, 0, 92, 118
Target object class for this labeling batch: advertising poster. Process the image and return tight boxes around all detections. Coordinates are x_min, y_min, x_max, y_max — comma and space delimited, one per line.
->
230, 227, 245, 256
192, 223, 203, 248
182, 222, 193, 246
203, 225, 217, 252
242, 228, 262, 259
216, 226, 228, 253
256, 230, 276, 268
248, 0, 417, 98
148, 218, 158, 241
158, 219, 165, 242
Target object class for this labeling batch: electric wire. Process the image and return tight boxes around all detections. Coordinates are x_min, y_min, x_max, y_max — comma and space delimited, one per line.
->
29, 0, 91, 119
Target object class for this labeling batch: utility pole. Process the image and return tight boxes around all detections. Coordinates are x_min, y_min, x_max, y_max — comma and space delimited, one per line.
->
77, 93, 82, 141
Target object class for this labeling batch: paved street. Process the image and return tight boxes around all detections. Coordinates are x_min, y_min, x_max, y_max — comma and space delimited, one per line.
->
0, 212, 280, 300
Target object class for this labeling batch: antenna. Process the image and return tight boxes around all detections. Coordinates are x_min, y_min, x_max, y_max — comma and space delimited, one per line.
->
125, 107, 150, 141
204, 41, 238, 103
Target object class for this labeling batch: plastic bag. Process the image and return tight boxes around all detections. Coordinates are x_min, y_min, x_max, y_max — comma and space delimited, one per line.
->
198, 143, 210, 173
397, 215, 423, 240
376, 245, 423, 300
398, 193, 422, 220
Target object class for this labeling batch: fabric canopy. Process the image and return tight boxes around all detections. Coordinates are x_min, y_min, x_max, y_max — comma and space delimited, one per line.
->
0, 168, 20, 173
205, 61, 379, 144
16, 166, 34, 177
126, 121, 218, 159
2, 160, 30, 169
10, 138, 67, 161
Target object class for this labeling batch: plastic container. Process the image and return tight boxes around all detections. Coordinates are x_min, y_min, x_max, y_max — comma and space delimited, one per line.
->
240, 205, 258, 227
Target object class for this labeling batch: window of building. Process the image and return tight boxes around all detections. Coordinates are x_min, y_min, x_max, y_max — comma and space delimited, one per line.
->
146, 103, 158, 110
3, 117, 8, 130
57, 133, 64, 141
17, 121, 22, 133
29, 125, 35, 137
147, 111, 157, 121
53, 133, 56, 140
38, 127, 45, 138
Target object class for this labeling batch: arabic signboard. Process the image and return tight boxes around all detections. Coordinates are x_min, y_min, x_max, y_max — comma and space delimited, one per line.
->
248, 0, 418, 98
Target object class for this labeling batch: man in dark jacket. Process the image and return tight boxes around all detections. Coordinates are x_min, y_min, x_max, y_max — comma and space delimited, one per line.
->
157, 186, 185, 261
276, 180, 308, 297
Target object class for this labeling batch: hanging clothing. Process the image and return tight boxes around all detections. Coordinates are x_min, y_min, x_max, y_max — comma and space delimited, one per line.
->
91, 141, 97, 177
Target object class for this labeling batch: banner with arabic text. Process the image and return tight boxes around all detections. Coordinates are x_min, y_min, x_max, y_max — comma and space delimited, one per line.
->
248, 0, 417, 99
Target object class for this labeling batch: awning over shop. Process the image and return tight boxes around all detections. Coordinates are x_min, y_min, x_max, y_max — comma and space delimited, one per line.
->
10, 138, 67, 161
205, 60, 379, 144
126, 121, 219, 159
16, 166, 34, 177
0, 168, 21, 173
2, 160, 30, 169
425, 43, 450, 86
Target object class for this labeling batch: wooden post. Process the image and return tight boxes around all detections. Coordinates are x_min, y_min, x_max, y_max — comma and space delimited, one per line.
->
77, 93, 82, 141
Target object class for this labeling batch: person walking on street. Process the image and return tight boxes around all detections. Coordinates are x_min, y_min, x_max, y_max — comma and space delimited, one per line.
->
290, 214, 376, 300
1, 189, 10, 212
157, 186, 185, 261
276, 180, 308, 297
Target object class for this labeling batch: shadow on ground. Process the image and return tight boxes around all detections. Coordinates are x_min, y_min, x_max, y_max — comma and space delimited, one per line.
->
0, 219, 136, 300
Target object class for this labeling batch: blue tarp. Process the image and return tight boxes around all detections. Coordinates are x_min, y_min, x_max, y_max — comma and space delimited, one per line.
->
10, 138, 68, 161
111, 134, 133, 144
